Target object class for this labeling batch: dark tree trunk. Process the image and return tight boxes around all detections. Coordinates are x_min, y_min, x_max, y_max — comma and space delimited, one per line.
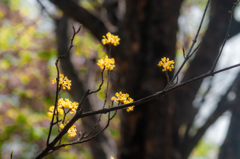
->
218, 73, 240, 159
114, 1, 182, 159
218, 106, 240, 159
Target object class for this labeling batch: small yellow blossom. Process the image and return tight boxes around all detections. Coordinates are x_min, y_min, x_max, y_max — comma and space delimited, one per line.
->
126, 106, 135, 112
67, 125, 77, 137
158, 57, 175, 72
60, 123, 64, 129
111, 92, 135, 112
111, 157, 114, 159
52, 74, 71, 90
58, 98, 79, 114
58, 106, 64, 115
102, 32, 120, 46
47, 98, 79, 117
59, 123, 77, 137
97, 55, 115, 71
47, 106, 55, 117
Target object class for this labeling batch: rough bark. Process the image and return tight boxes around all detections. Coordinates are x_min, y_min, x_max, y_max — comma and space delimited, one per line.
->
115, 1, 182, 159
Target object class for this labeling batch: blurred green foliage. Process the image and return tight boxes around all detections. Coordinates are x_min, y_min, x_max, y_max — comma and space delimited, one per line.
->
0, 0, 120, 158
190, 139, 218, 159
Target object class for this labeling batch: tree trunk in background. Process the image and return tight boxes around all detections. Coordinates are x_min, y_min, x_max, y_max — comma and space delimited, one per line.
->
218, 73, 240, 159
114, 1, 182, 158
218, 106, 240, 159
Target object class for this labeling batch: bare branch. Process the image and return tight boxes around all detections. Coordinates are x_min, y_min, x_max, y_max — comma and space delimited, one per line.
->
210, 0, 240, 72
169, 0, 210, 85
89, 68, 105, 94
36, 0, 55, 19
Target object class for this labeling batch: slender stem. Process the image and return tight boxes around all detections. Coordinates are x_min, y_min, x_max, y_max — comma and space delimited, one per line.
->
46, 58, 61, 145
170, 0, 210, 84
89, 68, 105, 94
210, 0, 239, 72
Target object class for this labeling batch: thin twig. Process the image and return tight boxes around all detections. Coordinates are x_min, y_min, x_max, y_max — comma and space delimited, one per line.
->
189, 42, 202, 58
36, 0, 55, 19
76, 89, 90, 112
89, 68, 105, 94
182, 47, 186, 59
210, 0, 240, 72
61, 25, 82, 58
84, 45, 113, 139
52, 119, 62, 125
170, 0, 210, 85
46, 25, 81, 145
46, 58, 61, 145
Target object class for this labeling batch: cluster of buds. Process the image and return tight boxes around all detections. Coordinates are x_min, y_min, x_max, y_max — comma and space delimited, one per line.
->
111, 92, 135, 112
102, 32, 120, 46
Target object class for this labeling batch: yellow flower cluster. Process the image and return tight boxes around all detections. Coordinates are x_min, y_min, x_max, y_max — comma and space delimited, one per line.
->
97, 55, 115, 71
58, 98, 79, 114
60, 124, 77, 137
102, 32, 120, 46
111, 92, 135, 112
52, 74, 71, 90
47, 98, 79, 117
158, 57, 175, 72
47, 106, 55, 117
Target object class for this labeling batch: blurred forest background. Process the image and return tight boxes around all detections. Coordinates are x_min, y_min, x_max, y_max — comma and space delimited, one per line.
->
1, 0, 240, 159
